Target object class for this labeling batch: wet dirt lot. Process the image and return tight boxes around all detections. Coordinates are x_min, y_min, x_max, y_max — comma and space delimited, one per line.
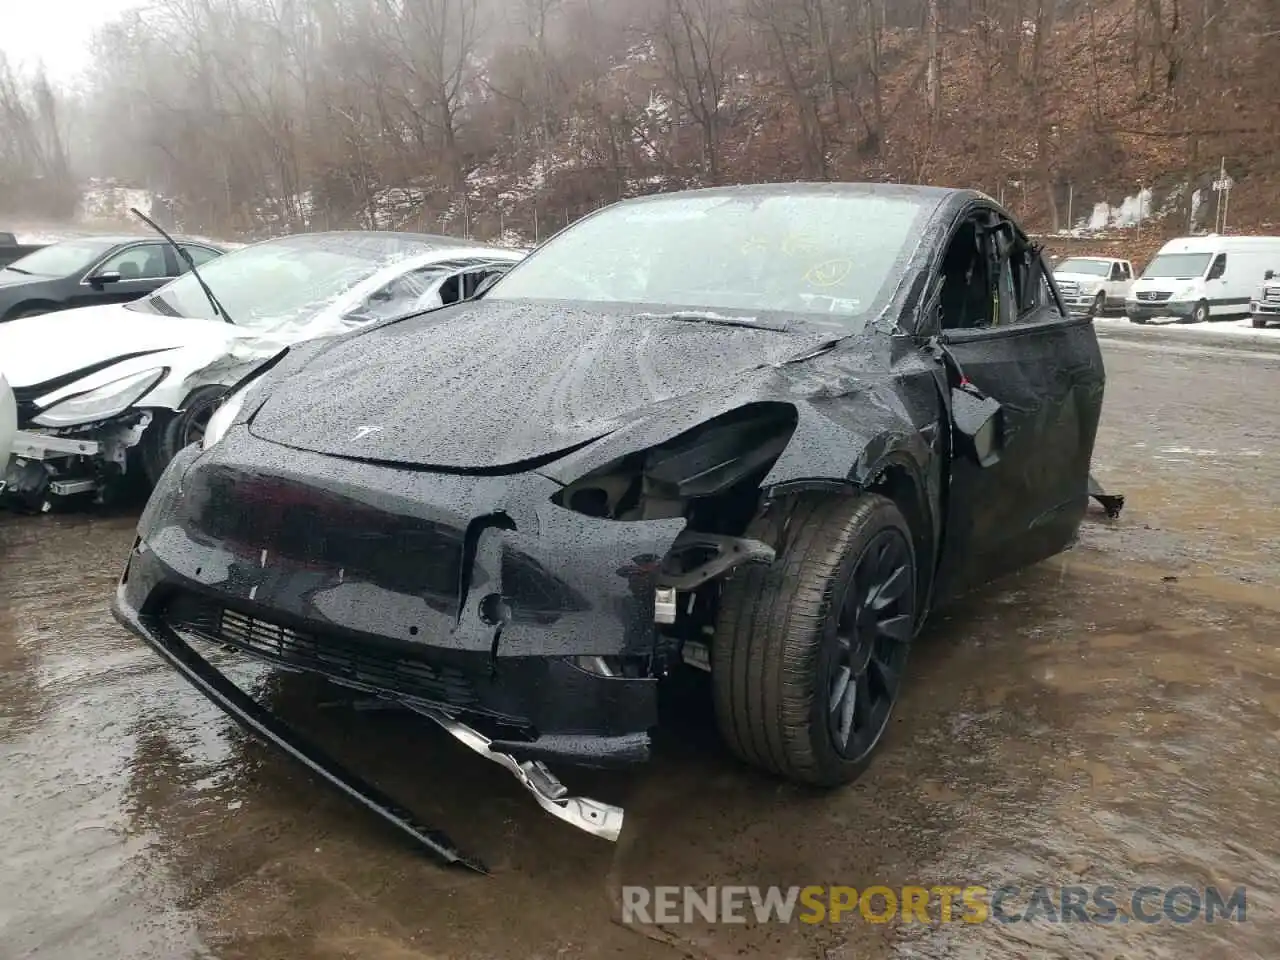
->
2, 338, 1278, 960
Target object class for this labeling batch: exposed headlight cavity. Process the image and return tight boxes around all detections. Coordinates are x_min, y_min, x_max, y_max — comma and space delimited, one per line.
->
553, 403, 798, 521
32, 368, 167, 427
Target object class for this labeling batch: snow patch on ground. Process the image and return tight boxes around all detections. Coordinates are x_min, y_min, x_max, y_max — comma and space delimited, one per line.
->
1094, 315, 1280, 351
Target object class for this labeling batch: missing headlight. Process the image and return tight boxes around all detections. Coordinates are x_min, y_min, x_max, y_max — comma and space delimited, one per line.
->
552, 403, 798, 522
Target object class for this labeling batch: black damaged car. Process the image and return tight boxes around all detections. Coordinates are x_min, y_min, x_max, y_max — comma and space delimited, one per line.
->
112, 183, 1119, 867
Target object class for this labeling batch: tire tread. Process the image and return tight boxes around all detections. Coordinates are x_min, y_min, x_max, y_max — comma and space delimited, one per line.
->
712, 491, 912, 785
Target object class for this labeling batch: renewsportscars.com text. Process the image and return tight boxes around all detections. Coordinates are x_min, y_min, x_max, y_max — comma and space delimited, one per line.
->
621, 885, 1247, 925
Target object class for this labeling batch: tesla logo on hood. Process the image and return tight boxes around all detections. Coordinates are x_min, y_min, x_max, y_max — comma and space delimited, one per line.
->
351, 425, 383, 441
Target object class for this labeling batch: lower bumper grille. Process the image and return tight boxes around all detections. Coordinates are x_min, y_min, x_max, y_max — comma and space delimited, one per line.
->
163, 593, 477, 707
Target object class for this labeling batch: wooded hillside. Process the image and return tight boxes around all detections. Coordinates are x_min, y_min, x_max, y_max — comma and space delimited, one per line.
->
1, 0, 1277, 242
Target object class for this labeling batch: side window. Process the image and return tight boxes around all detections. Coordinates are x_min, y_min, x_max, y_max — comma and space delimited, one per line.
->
346, 265, 447, 322
439, 274, 463, 305
1122, 262, 1133, 280
175, 245, 221, 275
462, 265, 510, 299
1110, 262, 1123, 281
1207, 253, 1227, 280
95, 243, 168, 280
938, 220, 993, 331
1009, 247, 1062, 324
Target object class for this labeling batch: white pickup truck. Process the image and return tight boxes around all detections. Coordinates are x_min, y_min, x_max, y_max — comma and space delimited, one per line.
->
1052, 256, 1135, 316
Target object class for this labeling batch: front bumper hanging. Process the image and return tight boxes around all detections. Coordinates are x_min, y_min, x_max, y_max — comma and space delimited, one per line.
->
111, 585, 625, 871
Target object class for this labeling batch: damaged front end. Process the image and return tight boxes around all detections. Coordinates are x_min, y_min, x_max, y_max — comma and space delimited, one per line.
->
112, 391, 835, 866
4, 368, 168, 510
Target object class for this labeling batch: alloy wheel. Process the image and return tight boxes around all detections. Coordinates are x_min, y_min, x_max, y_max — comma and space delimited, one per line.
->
825, 528, 915, 763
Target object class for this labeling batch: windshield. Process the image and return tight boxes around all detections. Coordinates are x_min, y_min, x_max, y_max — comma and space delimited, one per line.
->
5, 239, 119, 277
1142, 252, 1212, 279
485, 191, 935, 330
130, 237, 426, 329
1055, 258, 1111, 277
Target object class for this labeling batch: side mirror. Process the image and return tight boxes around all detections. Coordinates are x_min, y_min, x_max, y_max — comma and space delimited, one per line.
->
951, 383, 1004, 468
89, 270, 122, 289
1266, 270, 1275, 281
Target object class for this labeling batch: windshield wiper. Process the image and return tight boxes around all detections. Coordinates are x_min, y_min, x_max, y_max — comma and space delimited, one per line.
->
635, 310, 789, 332
129, 206, 233, 325
4, 265, 32, 275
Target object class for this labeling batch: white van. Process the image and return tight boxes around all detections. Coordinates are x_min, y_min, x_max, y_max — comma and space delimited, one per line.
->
1125, 234, 1280, 324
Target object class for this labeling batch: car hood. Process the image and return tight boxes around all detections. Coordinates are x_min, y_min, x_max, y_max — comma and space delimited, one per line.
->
0, 302, 234, 388
249, 299, 838, 470
0, 268, 42, 289
1054, 272, 1107, 283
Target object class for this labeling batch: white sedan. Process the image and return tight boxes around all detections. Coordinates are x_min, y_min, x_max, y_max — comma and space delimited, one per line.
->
0, 231, 525, 509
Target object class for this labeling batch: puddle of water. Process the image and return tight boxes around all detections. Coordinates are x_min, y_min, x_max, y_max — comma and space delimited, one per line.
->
0, 343, 1278, 958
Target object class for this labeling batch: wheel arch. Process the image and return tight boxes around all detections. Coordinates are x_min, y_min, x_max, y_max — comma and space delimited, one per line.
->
762, 437, 939, 622
857, 453, 937, 621
3, 299, 60, 321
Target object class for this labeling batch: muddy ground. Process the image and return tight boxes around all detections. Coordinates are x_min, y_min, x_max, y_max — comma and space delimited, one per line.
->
2, 338, 1278, 960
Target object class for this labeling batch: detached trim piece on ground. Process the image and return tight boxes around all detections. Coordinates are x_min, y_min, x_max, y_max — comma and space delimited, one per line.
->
111, 583, 624, 872
1088, 473, 1125, 519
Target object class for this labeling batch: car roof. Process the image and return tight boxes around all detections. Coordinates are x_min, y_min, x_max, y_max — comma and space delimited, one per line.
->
362, 246, 526, 277
41, 234, 220, 246
246, 230, 503, 262
615, 181, 963, 206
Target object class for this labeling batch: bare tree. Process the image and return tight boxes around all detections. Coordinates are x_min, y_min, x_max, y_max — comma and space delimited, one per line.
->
653, 0, 733, 183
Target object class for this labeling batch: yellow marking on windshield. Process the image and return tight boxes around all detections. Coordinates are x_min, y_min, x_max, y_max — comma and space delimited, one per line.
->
804, 259, 852, 287
783, 234, 821, 256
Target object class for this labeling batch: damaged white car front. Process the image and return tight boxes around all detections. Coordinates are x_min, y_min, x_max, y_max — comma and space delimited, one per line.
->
3, 342, 224, 510
1, 234, 526, 511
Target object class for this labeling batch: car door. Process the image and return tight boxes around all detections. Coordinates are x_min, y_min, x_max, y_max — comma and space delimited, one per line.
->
1116, 260, 1134, 300
932, 207, 1106, 599
1205, 253, 1229, 314
1106, 261, 1125, 306
79, 242, 173, 306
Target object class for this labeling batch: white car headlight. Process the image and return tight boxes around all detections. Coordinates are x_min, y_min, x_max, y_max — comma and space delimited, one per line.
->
202, 384, 250, 450
32, 368, 166, 427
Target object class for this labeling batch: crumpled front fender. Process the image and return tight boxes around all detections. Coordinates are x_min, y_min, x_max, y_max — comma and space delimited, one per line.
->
143, 335, 302, 412
536, 358, 930, 498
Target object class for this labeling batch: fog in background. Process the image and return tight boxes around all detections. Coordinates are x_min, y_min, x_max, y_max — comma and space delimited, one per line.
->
1, 0, 1278, 243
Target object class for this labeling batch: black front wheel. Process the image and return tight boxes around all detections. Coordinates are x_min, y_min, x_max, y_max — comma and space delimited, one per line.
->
141, 385, 229, 487
711, 492, 917, 786
1190, 300, 1210, 324
1089, 292, 1107, 317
